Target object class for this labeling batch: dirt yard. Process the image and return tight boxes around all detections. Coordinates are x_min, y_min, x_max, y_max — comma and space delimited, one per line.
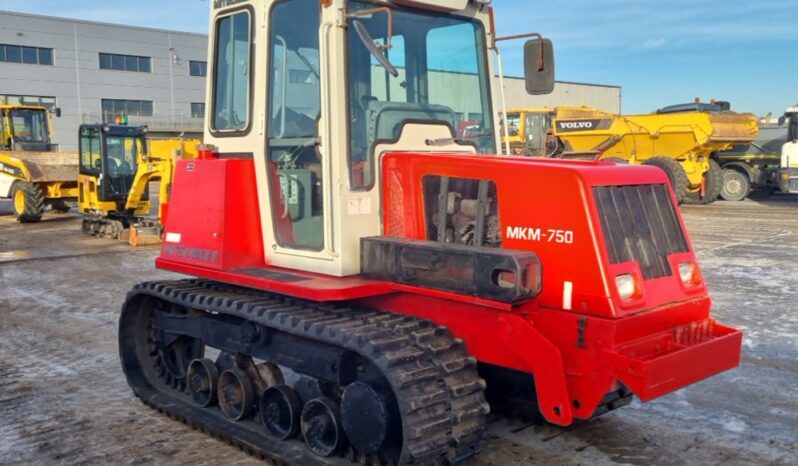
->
1, 195, 796, 465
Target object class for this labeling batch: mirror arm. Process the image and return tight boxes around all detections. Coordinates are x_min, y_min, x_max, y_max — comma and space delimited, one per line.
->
347, 7, 394, 51
496, 32, 544, 70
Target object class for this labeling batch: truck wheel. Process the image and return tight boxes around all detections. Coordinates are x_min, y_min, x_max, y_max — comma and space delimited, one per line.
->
642, 156, 689, 203
684, 159, 723, 205
11, 182, 45, 223
719, 168, 751, 202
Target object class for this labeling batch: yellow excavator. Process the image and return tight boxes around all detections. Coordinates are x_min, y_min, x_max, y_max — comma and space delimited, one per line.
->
1, 104, 79, 221
502, 102, 759, 204
77, 123, 199, 245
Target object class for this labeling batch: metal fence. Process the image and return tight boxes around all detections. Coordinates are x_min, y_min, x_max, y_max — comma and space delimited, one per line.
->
80, 112, 203, 132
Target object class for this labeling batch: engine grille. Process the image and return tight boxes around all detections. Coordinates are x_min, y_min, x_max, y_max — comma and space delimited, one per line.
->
593, 184, 689, 280
422, 175, 501, 247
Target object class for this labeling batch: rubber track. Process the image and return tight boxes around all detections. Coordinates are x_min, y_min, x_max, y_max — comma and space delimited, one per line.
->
121, 279, 489, 465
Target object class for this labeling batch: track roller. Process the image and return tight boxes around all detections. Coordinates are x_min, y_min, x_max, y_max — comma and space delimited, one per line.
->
301, 397, 345, 457
218, 368, 256, 421
187, 358, 219, 407
260, 385, 302, 440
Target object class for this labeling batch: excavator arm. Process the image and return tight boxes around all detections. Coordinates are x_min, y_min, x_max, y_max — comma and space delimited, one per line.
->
123, 156, 173, 222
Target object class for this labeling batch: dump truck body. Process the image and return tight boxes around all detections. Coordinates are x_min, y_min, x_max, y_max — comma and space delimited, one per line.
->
0, 150, 79, 222
504, 106, 759, 203
0, 104, 76, 222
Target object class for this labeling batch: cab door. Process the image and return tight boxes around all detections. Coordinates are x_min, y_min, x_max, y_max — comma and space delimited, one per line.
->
264, 0, 326, 253
78, 126, 103, 210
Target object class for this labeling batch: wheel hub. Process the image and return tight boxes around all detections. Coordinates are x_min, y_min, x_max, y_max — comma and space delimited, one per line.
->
726, 179, 743, 194
13, 189, 25, 214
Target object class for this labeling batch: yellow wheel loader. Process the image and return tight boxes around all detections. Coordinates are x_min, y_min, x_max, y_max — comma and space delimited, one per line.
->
77, 124, 199, 245
502, 103, 759, 204
0, 104, 78, 222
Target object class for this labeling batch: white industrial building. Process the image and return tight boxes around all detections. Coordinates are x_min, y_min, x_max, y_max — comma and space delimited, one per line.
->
0, 10, 620, 151
0, 11, 207, 150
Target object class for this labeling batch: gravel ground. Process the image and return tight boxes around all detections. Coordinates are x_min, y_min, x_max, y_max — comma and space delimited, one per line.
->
1, 194, 796, 465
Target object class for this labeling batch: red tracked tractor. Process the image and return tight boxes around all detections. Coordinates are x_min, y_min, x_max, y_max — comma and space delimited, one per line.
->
118, 1, 742, 464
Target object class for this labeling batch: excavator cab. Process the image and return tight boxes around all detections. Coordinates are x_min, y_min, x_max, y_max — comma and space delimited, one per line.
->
78, 124, 147, 213
0, 104, 55, 151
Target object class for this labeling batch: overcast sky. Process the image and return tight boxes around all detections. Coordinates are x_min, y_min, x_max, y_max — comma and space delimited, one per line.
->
3, 0, 796, 116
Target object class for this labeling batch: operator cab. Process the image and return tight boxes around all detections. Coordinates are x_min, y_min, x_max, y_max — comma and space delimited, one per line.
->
201, 0, 553, 276
79, 124, 147, 208
0, 105, 54, 151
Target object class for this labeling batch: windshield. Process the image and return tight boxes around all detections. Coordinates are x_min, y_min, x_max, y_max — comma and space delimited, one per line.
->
10, 109, 49, 143
104, 135, 142, 196
502, 113, 520, 137
347, 1, 494, 190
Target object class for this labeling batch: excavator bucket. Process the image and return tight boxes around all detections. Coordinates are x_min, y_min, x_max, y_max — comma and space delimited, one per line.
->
128, 223, 161, 247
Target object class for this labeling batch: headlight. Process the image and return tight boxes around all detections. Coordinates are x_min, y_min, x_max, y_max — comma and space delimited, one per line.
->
615, 274, 638, 300
678, 262, 699, 286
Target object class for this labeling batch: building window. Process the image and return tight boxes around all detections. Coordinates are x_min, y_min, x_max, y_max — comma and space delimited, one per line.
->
99, 53, 151, 73
288, 69, 314, 84
191, 103, 205, 118
101, 99, 153, 123
189, 60, 207, 77
0, 44, 53, 66
0, 94, 57, 111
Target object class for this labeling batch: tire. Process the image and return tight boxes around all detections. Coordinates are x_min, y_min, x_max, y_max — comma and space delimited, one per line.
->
642, 156, 689, 203
719, 168, 751, 202
684, 159, 723, 205
10, 182, 45, 223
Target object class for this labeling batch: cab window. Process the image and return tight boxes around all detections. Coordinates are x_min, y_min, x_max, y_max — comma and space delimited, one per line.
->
212, 11, 251, 132
79, 127, 101, 173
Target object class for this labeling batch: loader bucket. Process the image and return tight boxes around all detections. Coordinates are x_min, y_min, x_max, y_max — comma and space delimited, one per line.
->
129, 224, 161, 247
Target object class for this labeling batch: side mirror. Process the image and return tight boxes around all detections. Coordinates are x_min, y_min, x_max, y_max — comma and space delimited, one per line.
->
778, 116, 786, 126
524, 38, 555, 95
54, 107, 62, 118
789, 117, 798, 141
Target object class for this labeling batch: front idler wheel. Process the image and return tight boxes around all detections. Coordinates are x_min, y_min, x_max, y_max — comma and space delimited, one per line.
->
187, 358, 219, 407
218, 368, 255, 420
341, 381, 396, 454
259, 384, 302, 440
301, 397, 346, 457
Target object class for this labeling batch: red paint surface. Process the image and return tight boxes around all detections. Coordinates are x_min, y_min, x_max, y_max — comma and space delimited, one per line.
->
156, 154, 741, 426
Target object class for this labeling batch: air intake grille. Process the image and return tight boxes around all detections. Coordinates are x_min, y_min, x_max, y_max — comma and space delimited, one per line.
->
593, 184, 688, 280
423, 175, 501, 247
